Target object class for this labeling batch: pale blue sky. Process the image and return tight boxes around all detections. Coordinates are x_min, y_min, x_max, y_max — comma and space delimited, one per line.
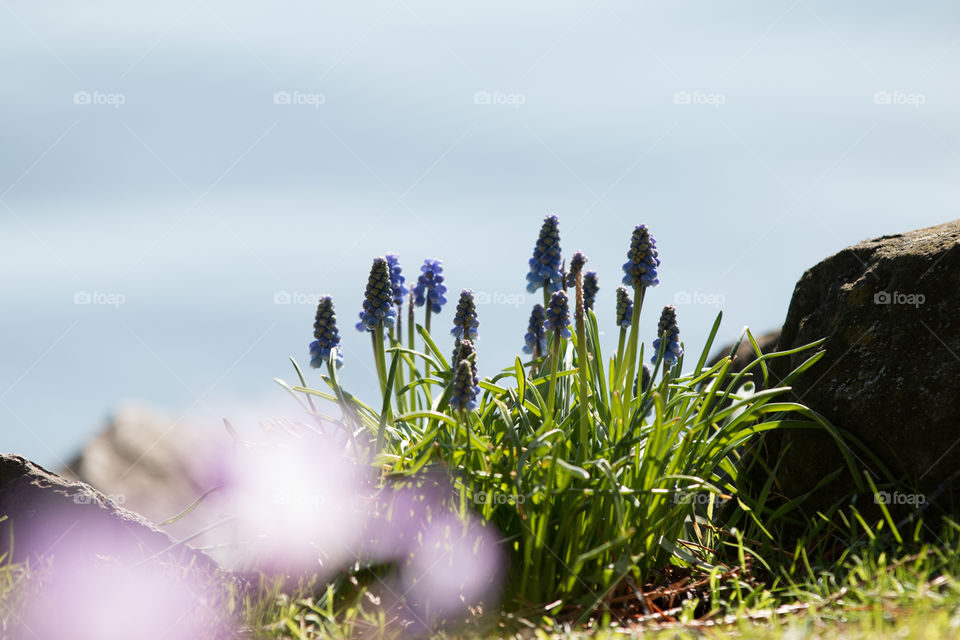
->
2, 0, 958, 467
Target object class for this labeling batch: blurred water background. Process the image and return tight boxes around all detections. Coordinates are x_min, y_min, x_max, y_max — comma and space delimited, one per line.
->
2, 0, 957, 467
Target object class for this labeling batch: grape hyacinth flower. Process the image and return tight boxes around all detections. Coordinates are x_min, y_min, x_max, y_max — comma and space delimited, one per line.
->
450, 359, 479, 412
525, 214, 564, 295
309, 296, 343, 369
564, 251, 587, 289
451, 290, 479, 341
615, 287, 633, 329
522, 304, 546, 356
652, 305, 683, 367
451, 339, 479, 387
356, 257, 397, 332
412, 259, 447, 314
544, 290, 572, 339
384, 253, 407, 308
634, 363, 652, 395
583, 272, 598, 311
622, 224, 660, 290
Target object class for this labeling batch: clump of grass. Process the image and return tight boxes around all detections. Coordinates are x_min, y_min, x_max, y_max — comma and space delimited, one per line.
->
284, 215, 853, 626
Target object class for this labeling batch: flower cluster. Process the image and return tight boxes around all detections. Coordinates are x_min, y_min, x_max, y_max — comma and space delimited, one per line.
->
306, 216, 687, 420
452, 339, 479, 387
413, 259, 447, 314
565, 251, 587, 288
451, 290, 479, 341
615, 287, 633, 329
583, 272, 598, 311
384, 253, 407, 307
522, 304, 546, 356
356, 257, 397, 332
309, 296, 343, 369
450, 359, 479, 411
525, 214, 564, 294
622, 224, 660, 289
652, 305, 683, 367
544, 290, 572, 339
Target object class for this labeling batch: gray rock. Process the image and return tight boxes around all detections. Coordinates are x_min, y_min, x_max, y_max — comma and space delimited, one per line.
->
770, 219, 960, 511
0, 453, 217, 573
60, 402, 210, 542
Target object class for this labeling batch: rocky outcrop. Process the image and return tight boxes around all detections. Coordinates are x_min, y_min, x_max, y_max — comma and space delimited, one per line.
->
0, 453, 217, 572
770, 220, 960, 511
61, 403, 209, 538
1, 454, 238, 639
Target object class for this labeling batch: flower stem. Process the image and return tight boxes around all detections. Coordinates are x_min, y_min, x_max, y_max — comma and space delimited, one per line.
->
544, 332, 563, 429
574, 275, 590, 459
407, 297, 417, 409
615, 326, 627, 377
391, 325, 406, 412
624, 286, 646, 405
372, 326, 387, 396
423, 307, 433, 384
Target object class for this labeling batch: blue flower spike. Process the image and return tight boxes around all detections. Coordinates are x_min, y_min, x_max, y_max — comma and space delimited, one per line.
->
622, 224, 660, 290
451, 289, 479, 341
522, 304, 547, 356
450, 359, 479, 412
412, 258, 447, 314
309, 296, 343, 369
583, 272, 599, 311
544, 290, 572, 340
356, 257, 397, 332
526, 214, 564, 295
384, 253, 407, 308
615, 287, 633, 329
652, 305, 683, 367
